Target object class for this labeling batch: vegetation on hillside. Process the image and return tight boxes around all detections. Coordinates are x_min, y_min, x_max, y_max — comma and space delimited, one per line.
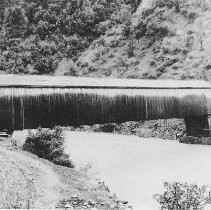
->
0, 0, 141, 75
77, 0, 211, 79
1, 0, 211, 80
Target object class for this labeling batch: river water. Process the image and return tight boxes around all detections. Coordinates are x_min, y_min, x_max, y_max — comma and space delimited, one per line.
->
64, 132, 211, 210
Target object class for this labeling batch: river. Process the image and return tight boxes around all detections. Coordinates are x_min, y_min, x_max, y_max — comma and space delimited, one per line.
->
64, 132, 211, 210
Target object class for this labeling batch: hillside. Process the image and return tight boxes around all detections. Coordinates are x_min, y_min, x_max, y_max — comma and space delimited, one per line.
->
1, 0, 211, 81
76, 0, 211, 80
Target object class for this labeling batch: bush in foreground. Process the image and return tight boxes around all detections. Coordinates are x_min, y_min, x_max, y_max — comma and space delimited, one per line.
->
153, 182, 211, 209
23, 126, 74, 168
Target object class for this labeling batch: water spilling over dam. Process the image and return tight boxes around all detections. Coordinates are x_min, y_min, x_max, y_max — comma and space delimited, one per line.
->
0, 75, 211, 132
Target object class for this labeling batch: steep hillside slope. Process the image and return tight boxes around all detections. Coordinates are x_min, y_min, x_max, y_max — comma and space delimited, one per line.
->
0, 0, 141, 75
1, 0, 211, 81
75, 0, 211, 80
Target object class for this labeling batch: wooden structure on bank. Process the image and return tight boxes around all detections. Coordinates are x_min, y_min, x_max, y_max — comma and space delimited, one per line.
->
0, 75, 211, 135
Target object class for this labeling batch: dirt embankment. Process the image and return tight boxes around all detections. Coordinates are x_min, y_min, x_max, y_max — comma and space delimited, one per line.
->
0, 139, 131, 209
0, 143, 60, 209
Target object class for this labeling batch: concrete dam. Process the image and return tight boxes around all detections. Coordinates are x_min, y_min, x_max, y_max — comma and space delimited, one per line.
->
0, 75, 211, 135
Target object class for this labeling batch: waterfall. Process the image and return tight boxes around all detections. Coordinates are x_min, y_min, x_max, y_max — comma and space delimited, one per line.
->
0, 87, 210, 131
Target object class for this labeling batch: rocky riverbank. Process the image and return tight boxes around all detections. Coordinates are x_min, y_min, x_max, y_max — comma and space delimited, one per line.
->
66, 118, 186, 141
180, 136, 211, 145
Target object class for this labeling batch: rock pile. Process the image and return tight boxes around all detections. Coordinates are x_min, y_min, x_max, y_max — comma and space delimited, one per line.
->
57, 194, 132, 209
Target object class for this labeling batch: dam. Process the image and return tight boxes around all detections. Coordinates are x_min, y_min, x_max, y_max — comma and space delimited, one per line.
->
0, 75, 211, 134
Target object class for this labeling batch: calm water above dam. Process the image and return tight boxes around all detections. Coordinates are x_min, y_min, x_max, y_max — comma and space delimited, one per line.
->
65, 132, 211, 210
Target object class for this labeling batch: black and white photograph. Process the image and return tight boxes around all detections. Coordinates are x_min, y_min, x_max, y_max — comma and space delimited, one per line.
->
1, 0, 211, 209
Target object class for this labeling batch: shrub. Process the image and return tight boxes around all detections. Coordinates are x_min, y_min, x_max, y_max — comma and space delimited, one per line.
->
112, 4, 132, 24
56, 59, 77, 76
93, 123, 118, 133
152, 0, 186, 12
153, 182, 211, 209
134, 6, 171, 41
23, 126, 74, 168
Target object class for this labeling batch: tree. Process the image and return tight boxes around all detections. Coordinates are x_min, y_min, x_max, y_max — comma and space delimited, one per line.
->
152, 0, 186, 12
24, 0, 50, 9
127, 35, 136, 58
124, 0, 142, 12
35, 20, 50, 40
134, 5, 171, 42
196, 21, 206, 51
3, 6, 28, 39
0, 0, 17, 23
73, 8, 95, 37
